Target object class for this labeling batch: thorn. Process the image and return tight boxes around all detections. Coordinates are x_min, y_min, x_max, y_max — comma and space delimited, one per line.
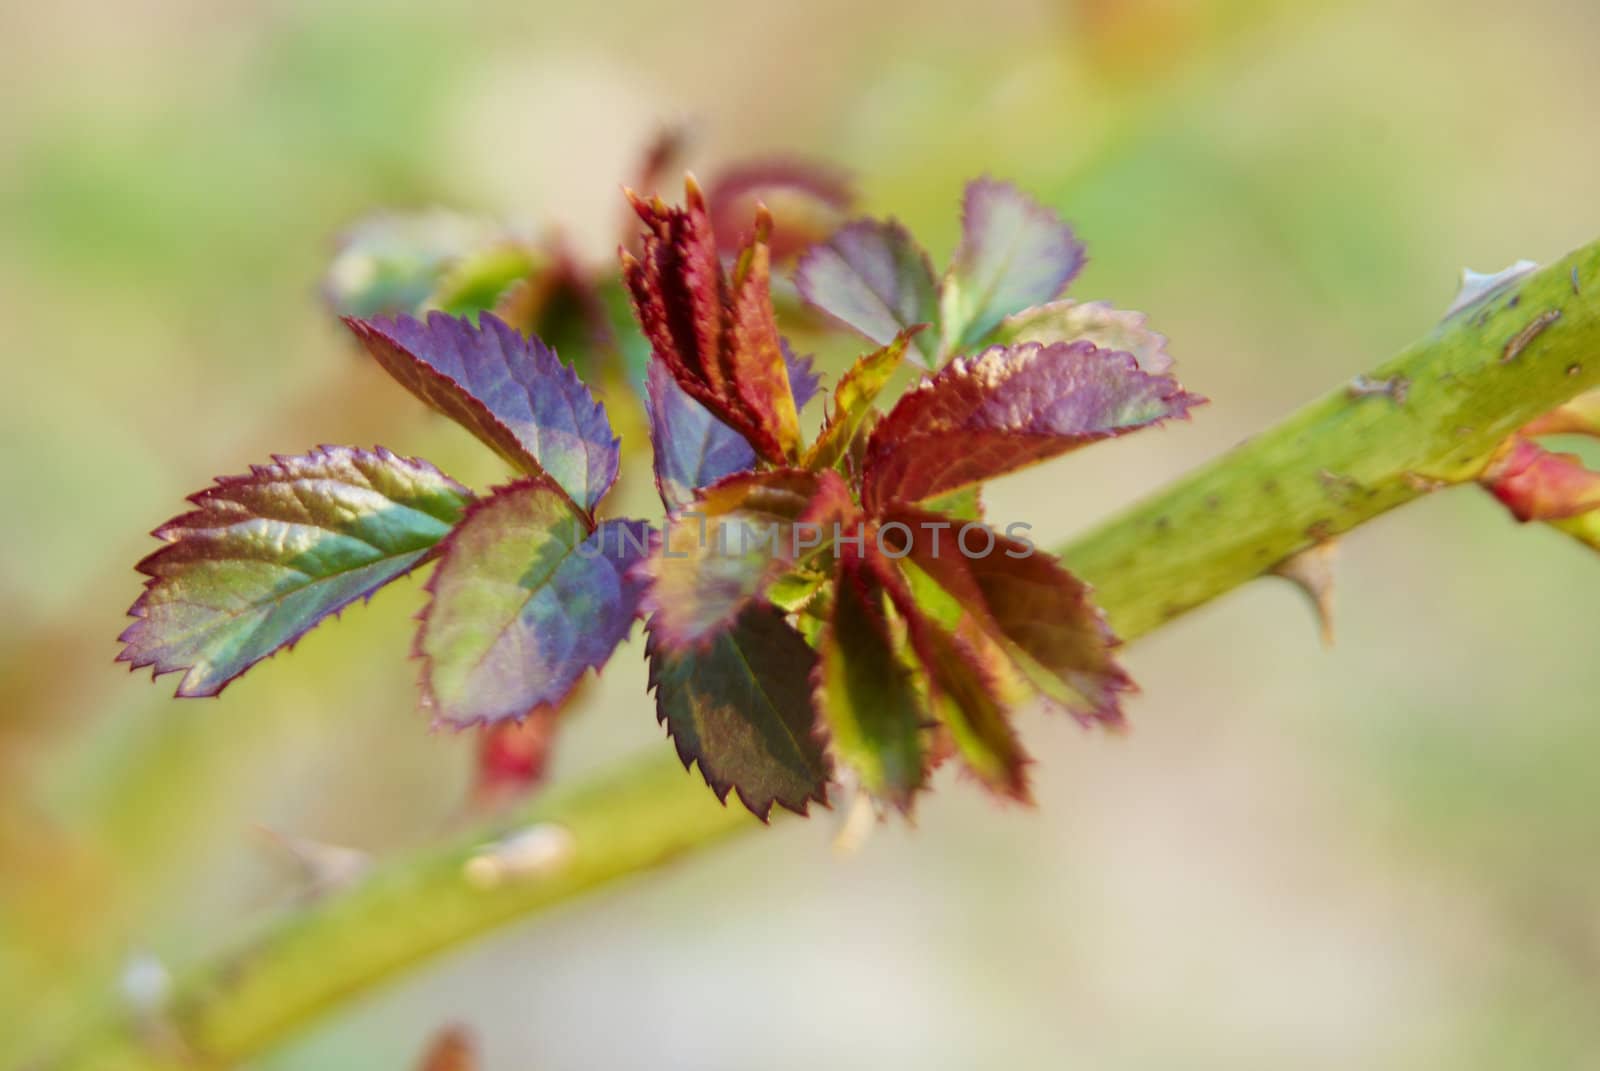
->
253, 826, 372, 899
1271, 539, 1339, 648
1444, 260, 1539, 318
462, 823, 575, 889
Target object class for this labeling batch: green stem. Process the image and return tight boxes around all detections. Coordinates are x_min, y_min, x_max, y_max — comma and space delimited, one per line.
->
44, 243, 1600, 1070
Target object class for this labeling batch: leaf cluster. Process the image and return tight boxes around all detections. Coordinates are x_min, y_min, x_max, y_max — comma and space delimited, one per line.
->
121, 167, 1202, 819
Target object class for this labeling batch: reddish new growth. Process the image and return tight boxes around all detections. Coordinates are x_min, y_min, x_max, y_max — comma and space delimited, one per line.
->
630, 177, 1203, 814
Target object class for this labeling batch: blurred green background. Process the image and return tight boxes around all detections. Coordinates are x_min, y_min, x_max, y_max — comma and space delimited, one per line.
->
4, 0, 1600, 1067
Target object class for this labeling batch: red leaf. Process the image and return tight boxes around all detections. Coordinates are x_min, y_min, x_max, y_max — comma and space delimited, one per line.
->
861, 340, 1202, 511
621, 178, 799, 462
871, 552, 1031, 801
473, 714, 559, 808
884, 507, 1131, 726
814, 555, 928, 810
705, 159, 853, 261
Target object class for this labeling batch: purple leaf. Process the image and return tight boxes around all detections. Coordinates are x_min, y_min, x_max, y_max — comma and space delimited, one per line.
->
645, 360, 758, 513
118, 446, 473, 698
943, 179, 1086, 352
783, 339, 823, 411
644, 343, 821, 514
862, 340, 1203, 511
417, 476, 650, 727
345, 311, 619, 514
647, 605, 830, 820
794, 218, 941, 364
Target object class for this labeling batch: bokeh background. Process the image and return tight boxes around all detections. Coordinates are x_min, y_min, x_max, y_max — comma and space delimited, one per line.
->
5, 0, 1600, 1067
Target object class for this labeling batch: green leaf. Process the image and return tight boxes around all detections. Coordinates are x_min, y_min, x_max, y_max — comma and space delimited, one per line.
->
425, 244, 539, 319
647, 606, 830, 819
118, 446, 473, 697
803, 329, 917, 471
876, 562, 1030, 801
814, 556, 927, 809
321, 210, 499, 319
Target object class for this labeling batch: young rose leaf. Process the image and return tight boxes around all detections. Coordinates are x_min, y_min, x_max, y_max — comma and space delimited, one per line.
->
1481, 437, 1600, 522
118, 446, 472, 698
640, 469, 850, 649
783, 339, 824, 412
887, 507, 1131, 726
705, 159, 854, 261
645, 344, 822, 513
417, 476, 649, 727
491, 247, 611, 366
322, 210, 499, 319
345, 312, 619, 513
646, 360, 757, 512
874, 554, 1030, 800
941, 178, 1087, 353
647, 605, 830, 819
474, 714, 560, 808
814, 556, 928, 809
908, 618, 1031, 800
621, 179, 800, 462
861, 340, 1203, 511
794, 218, 941, 364
426, 244, 539, 319
994, 299, 1173, 373
804, 329, 917, 471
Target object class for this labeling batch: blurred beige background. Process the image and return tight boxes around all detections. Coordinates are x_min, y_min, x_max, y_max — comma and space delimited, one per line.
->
4, 0, 1600, 1067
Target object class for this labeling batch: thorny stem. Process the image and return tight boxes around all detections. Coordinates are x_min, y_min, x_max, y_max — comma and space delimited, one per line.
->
41, 242, 1600, 1069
